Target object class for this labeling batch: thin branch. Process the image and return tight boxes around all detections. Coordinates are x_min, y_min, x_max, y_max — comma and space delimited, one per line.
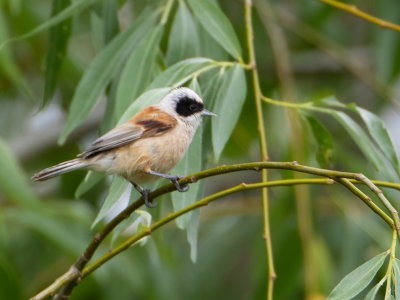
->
73, 179, 398, 280
255, 0, 319, 296
355, 174, 400, 238
261, 95, 313, 109
32, 162, 400, 299
337, 178, 393, 227
160, 0, 174, 25
31, 266, 81, 300
244, 1, 276, 298
315, 0, 400, 33
384, 230, 397, 297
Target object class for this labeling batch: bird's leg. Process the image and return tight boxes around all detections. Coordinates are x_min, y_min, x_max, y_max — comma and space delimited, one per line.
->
147, 170, 189, 192
131, 182, 157, 208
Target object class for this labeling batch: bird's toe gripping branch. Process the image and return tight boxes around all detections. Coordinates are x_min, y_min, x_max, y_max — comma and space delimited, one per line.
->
170, 176, 189, 192
131, 182, 157, 208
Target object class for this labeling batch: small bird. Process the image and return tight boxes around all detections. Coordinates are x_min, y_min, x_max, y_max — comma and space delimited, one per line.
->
32, 87, 216, 207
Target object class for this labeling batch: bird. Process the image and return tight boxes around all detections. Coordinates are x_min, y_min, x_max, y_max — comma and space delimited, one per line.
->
32, 87, 216, 208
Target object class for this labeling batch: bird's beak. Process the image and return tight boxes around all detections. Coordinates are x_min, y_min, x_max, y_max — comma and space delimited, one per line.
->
201, 109, 217, 117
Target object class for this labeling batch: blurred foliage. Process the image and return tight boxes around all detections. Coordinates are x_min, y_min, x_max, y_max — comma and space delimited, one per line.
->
0, 0, 399, 299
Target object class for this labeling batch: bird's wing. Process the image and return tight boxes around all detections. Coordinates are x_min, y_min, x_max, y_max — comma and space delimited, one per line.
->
79, 107, 177, 158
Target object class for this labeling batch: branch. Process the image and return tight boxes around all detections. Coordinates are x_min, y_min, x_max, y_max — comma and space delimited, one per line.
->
82, 176, 398, 276
315, 0, 400, 33
244, 1, 276, 298
31, 162, 400, 300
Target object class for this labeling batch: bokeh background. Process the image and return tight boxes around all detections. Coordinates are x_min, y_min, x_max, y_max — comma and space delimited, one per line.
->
0, 0, 399, 299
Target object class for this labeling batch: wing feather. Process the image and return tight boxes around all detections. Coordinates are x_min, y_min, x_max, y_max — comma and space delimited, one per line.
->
79, 107, 177, 158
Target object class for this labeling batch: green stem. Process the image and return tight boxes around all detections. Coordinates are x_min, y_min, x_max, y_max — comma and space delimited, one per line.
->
172, 60, 235, 88
337, 178, 393, 228
262, 95, 313, 109
244, 1, 276, 298
315, 0, 400, 33
385, 230, 397, 297
160, 0, 174, 25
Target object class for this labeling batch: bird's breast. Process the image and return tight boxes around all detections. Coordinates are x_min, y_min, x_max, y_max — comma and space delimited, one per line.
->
108, 126, 193, 183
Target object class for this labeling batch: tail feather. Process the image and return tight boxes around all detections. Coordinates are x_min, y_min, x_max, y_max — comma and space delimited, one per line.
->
32, 158, 87, 181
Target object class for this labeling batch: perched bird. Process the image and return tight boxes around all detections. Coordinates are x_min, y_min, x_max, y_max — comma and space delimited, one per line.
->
32, 87, 216, 207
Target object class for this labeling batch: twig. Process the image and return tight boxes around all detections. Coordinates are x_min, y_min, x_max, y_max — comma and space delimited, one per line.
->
31, 161, 400, 299
30, 266, 81, 300
337, 178, 393, 227
255, 0, 319, 296
355, 174, 400, 238
244, 1, 276, 298
315, 0, 400, 33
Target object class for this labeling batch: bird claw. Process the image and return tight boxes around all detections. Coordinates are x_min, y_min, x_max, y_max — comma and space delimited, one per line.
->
171, 176, 189, 192
131, 182, 157, 208
141, 189, 157, 208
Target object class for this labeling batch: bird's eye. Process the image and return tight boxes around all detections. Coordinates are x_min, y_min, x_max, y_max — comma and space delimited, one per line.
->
189, 104, 198, 111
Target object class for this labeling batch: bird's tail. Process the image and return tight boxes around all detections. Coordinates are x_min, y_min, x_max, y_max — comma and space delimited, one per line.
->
32, 158, 87, 181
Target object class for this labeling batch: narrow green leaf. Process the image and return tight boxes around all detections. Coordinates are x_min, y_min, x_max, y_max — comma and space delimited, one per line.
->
99, 74, 120, 132
365, 278, 386, 300
302, 113, 335, 168
0, 0, 98, 50
118, 88, 170, 125
327, 251, 388, 300
197, 16, 228, 62
353, 106, 400, 176
75, 171, 104, 198
0, 9, 31, 98
92, 177, 129, 228
172, 79, 203, 262
171, 118, 203, 229
320, 95, 346, 108
393, 259, 400, 300
166, 1, 200, 65
90, 10, 104, 50
102, 0, 119, 44
330, 111, 394, 180
114, 26, 163, 119
187, 0, 242, 61
58, 9, 159, 144
201, 69, 226, 160
202, 69, 225, 109
111, 210, 151, 247
0, 139, 39, 207
211, 64, 246, 161
149, 57, 213, 89
43, 0, 72, 106
188, 209, 200, 263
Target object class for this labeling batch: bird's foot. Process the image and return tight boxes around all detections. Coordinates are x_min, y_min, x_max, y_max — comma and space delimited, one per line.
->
131, 182, 157, 208
170, 176, 189, 193
141, 188, 157, 208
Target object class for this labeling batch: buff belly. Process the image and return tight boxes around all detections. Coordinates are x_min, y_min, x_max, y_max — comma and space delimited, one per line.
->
90, 127, 191, 184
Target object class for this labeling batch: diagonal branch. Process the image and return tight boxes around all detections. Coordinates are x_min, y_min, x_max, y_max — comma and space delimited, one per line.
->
355, 174, 400, 237
31, 161, 400, 300
315, 0, 400, 33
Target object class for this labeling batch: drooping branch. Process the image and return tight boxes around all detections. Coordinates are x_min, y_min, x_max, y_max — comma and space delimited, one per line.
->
315, 0, 400, 33
31, 161, 400, 300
